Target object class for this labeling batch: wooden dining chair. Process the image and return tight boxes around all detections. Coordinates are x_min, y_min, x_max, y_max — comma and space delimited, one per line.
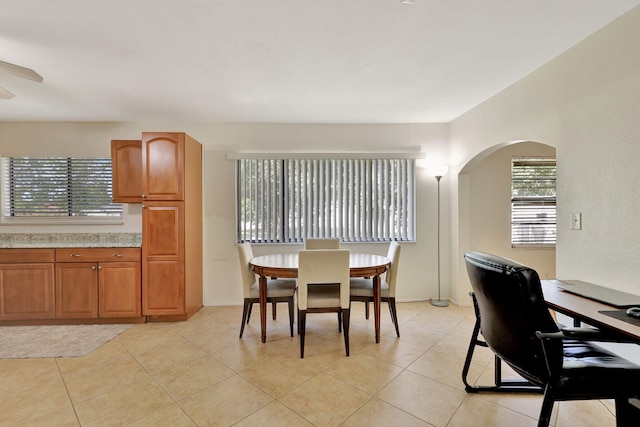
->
304, 238, 340, 249
297, 249, 351, 358
350, 241, 401, 337
237, 243, 296, 338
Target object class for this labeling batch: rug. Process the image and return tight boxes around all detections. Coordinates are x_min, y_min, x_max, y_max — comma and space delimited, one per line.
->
0, 324, 133, 359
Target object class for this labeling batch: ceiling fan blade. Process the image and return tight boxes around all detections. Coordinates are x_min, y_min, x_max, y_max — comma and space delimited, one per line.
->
0, 60, 43, 83
0, 86, 15, 99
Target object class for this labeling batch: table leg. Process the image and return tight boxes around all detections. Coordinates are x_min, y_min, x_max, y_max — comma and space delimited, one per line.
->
373, 274, 381, 343
259, 275, 267, 343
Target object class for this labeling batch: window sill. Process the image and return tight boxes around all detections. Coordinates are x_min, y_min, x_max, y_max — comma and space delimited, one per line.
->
0, 217, 124, 226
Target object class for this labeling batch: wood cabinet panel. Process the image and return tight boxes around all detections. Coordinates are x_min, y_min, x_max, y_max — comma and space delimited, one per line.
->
99, 262, 141, 318
142, 260, 184, 315
55, 262, 99, 319
0, 263, 55, 320
141, 133, 184, 201
0, 249, 55, 264
111, 140, 143, 203
143, 203, 183, 257
56, 248, 140, 263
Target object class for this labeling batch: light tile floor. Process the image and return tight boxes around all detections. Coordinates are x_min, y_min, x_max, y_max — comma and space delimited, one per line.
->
0, 302, 618, 426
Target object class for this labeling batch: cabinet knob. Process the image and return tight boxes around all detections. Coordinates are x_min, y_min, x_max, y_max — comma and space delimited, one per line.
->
141, 194, 146, 198
98, 265, 103, 270
91, 265, 96, 270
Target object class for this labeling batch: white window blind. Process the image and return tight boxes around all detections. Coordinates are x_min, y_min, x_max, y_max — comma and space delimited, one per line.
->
237, 158, 415, 243
511, 157, 556, 246
1, 157, 122, 218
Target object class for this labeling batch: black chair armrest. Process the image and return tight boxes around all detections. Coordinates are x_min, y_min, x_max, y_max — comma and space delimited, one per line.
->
536, 327, 636, 343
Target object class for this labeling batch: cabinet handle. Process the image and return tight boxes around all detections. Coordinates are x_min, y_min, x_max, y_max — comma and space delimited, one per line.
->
141, 194, 146, 198
113, 254, 124, 258
91, 265, 96, 270
98, 265, 102, 270
70, 254, 82, 258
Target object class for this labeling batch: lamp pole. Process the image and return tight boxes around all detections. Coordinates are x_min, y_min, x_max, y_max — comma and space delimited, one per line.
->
431, 174, 448, 307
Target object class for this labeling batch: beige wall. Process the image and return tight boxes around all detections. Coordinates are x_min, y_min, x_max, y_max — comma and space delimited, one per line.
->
450, 5, 640, 301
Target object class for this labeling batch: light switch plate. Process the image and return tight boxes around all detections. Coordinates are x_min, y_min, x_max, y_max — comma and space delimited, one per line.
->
571, 212, 582, 230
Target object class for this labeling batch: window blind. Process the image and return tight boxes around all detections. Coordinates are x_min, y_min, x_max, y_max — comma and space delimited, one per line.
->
1, 157, 122, 217
237, 158, 415, 243
511, 158, 556, 246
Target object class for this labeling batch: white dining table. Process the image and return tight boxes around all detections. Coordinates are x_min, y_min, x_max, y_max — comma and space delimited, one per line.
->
250, 252, 390, 343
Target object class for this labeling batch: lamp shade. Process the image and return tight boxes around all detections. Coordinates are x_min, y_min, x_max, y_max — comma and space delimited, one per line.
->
416, 160, 449, 178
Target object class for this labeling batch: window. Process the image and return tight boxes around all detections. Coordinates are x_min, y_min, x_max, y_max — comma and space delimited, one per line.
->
1, 157, 122, 221
511, 157, 556, 246
237, 158, 415, 243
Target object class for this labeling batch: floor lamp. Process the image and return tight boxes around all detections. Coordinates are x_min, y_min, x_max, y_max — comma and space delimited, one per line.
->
430, 167, 448, 307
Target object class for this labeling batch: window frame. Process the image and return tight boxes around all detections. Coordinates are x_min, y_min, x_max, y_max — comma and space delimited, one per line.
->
510, 156, 557, 247
0, 156, 123, 225
236, 157, 417, 244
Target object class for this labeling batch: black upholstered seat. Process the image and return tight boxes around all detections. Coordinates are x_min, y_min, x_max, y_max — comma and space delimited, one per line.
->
463, 251, 640, 427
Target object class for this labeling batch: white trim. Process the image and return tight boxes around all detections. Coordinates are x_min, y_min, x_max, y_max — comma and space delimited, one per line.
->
227, 152, 422, 160
1, 216, 124, 226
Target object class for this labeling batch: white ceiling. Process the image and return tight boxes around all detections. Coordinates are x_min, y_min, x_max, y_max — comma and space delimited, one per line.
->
1, 0, 639, 124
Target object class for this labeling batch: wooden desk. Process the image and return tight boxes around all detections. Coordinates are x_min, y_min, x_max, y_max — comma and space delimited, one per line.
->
250, 252, 390, 343
542, 279, 640, 341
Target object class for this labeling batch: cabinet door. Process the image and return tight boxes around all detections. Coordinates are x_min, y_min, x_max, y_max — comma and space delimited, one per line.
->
99, 262, 141, 318
0, 263, 55, 320
141, 132, 185, 201
142, 202, 185, 315
111, 140, 143, 203
55, 263, 98, 319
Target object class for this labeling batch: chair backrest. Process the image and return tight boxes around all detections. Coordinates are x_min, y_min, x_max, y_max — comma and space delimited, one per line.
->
237, 243, 256, 298
304, 238, 340, 249
297, 249, 350, 310
463, 251, 561, 386
385, 241, 401, 296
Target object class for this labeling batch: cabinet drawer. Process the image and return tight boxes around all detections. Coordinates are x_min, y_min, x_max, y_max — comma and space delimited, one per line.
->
55, 248, 141, 263
0, 249, 55, 263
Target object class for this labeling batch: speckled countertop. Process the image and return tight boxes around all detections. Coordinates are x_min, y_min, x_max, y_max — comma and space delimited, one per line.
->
0, 233, 142, 248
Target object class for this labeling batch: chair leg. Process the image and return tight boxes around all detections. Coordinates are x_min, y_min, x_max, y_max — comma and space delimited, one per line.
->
388, 298, 400, 337
246, 303, 253, 323
239, 300, 250, 338
342, 308, 350, 356
365, 301, 370, 319
337, 311, 343, 333
288, 297, 295, 337
537, 387, 554, 427
299, 310, 307, 358
272, 301, 277, 320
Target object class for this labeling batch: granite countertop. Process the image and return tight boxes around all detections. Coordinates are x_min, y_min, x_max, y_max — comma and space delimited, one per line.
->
0, 233, 142, 248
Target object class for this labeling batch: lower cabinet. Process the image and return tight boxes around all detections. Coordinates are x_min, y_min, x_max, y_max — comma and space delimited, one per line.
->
0, 247, 142, 323
0, 249, 55, 320
55, 248, 142, 320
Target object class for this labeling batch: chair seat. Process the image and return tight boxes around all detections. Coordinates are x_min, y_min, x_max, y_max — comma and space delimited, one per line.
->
349, 278, 390, 297
249, 279, 296, 298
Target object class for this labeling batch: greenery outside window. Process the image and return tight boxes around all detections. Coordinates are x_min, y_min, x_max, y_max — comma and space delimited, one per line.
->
237, 158, 416, 243
1, 156, 122, 223
511, 157, 556, 246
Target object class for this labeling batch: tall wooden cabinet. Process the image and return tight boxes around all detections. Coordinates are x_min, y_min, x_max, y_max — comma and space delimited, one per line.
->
141, 132, 202, 320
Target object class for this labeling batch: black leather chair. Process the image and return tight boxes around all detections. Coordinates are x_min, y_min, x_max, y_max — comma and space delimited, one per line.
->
463, 251, 640, 427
